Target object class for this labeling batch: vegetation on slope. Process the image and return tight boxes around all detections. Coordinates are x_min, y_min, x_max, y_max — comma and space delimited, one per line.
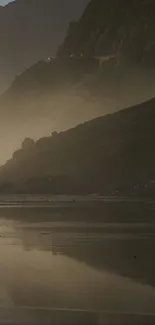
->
0, 98, 155, 196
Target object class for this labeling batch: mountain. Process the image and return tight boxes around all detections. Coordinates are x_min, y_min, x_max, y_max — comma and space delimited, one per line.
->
1, 56, 155, 165
1, 0, 155, 164
58, 0, 155, 66
0, 57, 102, 163
0, 0, 88, 92
0, 98, 155, 195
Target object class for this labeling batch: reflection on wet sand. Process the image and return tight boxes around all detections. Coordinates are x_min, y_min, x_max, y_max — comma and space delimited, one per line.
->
0, 205, 154, 324
16, 221, 155, 289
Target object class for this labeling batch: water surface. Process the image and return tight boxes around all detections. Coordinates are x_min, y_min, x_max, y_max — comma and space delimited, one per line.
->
0, 202, 154, 324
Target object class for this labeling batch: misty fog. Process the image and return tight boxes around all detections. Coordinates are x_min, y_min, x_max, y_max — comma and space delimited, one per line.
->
0, 64, 155, 164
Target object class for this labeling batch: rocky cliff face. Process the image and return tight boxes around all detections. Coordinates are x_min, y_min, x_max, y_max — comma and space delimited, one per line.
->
58, 0, 155, 67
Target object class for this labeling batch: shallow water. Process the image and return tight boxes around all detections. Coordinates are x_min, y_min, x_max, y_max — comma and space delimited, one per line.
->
0, 203, 154, 324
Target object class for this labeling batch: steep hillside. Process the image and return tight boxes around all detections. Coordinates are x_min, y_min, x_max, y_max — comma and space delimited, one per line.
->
0, 0, 88, 92
0, 98, 155, 195
1, 55, 155, 164
58, 0, 155, 67
0, 57, 102, 164
1, 0, 155, 164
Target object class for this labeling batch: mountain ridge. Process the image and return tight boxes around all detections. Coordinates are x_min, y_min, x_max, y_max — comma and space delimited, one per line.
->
0, 97, 155, 196
1, 0, 155, 164
0, 0, 88, 92
1, 56, 155, 164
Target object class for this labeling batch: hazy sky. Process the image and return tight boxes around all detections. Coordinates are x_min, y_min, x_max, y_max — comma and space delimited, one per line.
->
0, 0, 11, 5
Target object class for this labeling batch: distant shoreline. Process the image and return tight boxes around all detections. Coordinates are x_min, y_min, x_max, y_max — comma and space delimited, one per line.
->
0, 194, 153, 206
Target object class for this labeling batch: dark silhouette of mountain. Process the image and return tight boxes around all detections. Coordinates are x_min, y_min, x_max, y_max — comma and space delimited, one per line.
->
1, 0, 155, 164
58, 0, 155, 67
0, 0, 88, 92
0, 97, 155, 195
0, 57, 102, 163
1, 55, 155, 164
